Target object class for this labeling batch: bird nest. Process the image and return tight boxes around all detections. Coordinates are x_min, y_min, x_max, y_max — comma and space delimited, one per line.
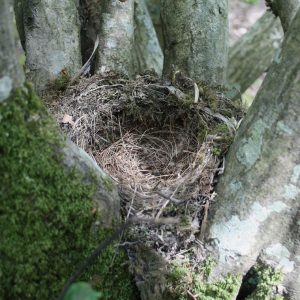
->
47, 71, 243, 286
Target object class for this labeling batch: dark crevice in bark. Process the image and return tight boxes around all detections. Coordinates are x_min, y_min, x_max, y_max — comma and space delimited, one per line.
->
236, 265, 259, 299
79, 0, 97, 76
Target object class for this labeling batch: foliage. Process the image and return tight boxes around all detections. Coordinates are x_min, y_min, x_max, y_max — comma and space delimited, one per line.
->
0, 85, 138, 300
167, 258, 241, 300
64, 282, 102, 300
245, 265, 283, 300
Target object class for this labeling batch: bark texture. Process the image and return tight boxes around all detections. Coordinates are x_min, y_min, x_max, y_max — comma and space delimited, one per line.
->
0, 0, 24, 102
96, 0, 135, 77
207, 9, 300, 300
134, 0, 163, 76
144, 0, 163, 48
228, 12, 283, 97
62, 140, 120, 226
272, 0, 300, 32
161, 0, 228, 85
22, 0, 81, 92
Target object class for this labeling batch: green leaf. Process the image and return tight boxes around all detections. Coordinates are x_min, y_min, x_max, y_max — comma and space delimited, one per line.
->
64, 282, 102, 300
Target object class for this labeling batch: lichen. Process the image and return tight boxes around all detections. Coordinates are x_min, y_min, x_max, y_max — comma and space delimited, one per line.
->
0, 84, 137, 300
236, 119, 267, 168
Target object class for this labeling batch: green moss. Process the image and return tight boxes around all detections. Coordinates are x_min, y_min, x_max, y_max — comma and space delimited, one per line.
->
0, 85, 138, 300
48, 72, 71, 92
211, 123, 233, 157
102, 176, 114, 192
167, 258, 241, 300
245, 265, 283, 300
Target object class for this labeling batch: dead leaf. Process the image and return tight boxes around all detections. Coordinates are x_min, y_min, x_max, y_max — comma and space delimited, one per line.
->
62, 114, 75, 127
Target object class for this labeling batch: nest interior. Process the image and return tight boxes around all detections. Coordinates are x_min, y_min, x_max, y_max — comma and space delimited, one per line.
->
47, 71, 243, 276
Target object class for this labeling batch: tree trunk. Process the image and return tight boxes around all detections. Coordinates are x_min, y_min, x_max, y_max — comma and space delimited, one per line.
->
144, 0, 164, 48
272, 0, 300, 32
134, 0, 163, 76
22, 0, 81, 92
206, 8, 300, 300
228, 12, 283, 97
0, 0, 24, 101
161, 0, 228, 85
95, 0, 135, 77
1, 2, 121, 297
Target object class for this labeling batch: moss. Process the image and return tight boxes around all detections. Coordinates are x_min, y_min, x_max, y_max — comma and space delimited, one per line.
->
244, 265, 283, 300
167, 258, 241, 300
0, 85, 138, 300
48, 71, 71, 92
211, 123, 234, 157
102, 176, 114, 193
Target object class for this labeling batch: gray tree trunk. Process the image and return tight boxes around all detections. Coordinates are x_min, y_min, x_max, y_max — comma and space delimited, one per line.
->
0, 0, 24, 102
206, 8, 300, 300
144, 0, 164, 48
134, 0, 163, 76
95, 0, 135, 77
22, 0, 81, 92
228, 12, 283, 97
161, 0, 228, 85
272, 0, 300, 32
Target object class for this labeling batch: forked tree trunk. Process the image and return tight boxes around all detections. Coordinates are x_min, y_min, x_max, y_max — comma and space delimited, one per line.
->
21, 0, 81, 92
228, 12, 283, 97
134, 0, 163, 76
161, 0, 228, 85
95, 0, 135, 77
206, 8, 300, 300
0, 0, 24, 100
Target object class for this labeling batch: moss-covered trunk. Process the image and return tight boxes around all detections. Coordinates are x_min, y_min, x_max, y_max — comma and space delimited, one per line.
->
161, 0, 228, 85
21, 0, 81, 92
206, 8, 300, 300
0, 2, 131, 298
228, 12, 283, 97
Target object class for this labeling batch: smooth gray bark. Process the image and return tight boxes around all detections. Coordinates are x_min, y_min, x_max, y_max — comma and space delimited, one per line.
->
161, 0, 228, 85
144, 0, 163, 48
22, 0, 81, 92
96, 0, 135, 77
206, 8, 300, 300
228, 12, 283, 97
134, 0, 163, 76
0, 0, 24, 102
272, 0, 300, 32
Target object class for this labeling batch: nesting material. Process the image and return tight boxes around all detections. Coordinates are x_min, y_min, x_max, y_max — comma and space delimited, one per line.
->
47, 72, 242, 280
